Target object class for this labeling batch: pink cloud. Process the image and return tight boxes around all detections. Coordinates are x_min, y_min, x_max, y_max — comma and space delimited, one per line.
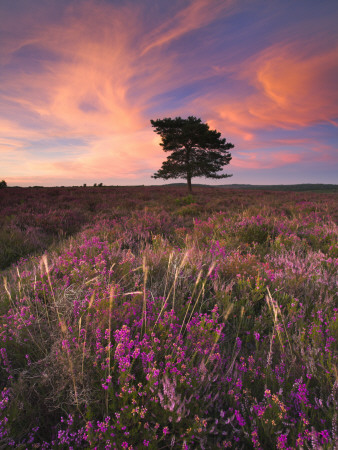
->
142, 0, 236, 55
0, 1, 337, 185
208, 39, 338, 132
232, 151, 302, 170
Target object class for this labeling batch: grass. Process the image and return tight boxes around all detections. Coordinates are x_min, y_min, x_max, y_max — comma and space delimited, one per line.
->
0, 186, 337, 448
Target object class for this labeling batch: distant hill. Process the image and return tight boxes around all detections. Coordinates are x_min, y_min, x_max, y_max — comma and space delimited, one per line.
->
159, 183, 338, 192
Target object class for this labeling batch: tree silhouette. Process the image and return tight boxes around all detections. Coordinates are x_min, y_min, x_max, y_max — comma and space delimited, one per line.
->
151, 116, 234, 192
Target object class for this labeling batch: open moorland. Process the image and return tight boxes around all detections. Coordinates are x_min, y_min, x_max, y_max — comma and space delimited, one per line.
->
0, 186, 337, 449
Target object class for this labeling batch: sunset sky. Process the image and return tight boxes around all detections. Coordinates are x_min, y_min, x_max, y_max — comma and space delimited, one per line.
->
1, 0, 337, 186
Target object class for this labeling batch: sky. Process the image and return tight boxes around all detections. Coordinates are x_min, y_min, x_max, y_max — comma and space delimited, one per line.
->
0, 0, 337, 187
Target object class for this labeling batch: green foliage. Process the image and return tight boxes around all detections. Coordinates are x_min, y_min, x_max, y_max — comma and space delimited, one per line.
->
175, 203, 200, 217
0, 228, 36, 269
239, 223, 270, 244
174, 194, 195, 206
151, 116, 234, 192
0, 179, 7, 188
0, 186, 337, 448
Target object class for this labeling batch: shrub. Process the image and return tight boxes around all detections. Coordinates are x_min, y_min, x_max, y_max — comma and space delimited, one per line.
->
175, 203, 200, 217
174, 194, 195, 206
0, 227, 38, 269
0, 187, 337, 448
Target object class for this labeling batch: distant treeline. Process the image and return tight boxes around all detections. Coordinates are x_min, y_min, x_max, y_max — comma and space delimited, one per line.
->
163, 183, 338, 192
6, 183, 338, 193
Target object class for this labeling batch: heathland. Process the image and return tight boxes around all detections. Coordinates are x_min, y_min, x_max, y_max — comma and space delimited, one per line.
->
0, 186, 337, 448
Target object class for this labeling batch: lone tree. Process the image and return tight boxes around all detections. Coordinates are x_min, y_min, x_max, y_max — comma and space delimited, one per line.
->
0, 180, 7, 189
151, 116, 234, 193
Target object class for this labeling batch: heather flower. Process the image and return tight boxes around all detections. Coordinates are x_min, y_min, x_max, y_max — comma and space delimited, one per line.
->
0, 188, 336, 448
254, 332, 260, 341
277, 434, 289, 449
251, 428, 261, 448
234, 410, 246, 427
235, 337, 242, 350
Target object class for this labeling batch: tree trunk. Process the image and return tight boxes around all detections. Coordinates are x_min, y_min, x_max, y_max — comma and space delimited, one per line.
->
186, 146, 192, 193
187, 176, 192, 193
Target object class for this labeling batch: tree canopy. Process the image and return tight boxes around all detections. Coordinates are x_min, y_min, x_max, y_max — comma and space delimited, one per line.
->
151, 116, 234, 192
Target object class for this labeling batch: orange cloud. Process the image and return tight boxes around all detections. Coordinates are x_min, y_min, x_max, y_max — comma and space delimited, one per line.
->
1, 0, 240, 184
185, 36, 338, 171
1, 5, 146, 135
50, 130, 164, 179
212, 40, 338, 131
232, 150, 304, 170
1, 1, 337, 184
250, 43, 338, 127
142, 0, 236, 55
1, 0, 235, 135
0, 5, 166, 180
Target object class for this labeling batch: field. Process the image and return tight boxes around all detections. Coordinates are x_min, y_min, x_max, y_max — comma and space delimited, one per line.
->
0, 186, 337, 449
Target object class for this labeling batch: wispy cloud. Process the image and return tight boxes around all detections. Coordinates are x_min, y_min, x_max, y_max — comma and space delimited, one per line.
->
0, 0, 337, 185
141, 0, 236, 55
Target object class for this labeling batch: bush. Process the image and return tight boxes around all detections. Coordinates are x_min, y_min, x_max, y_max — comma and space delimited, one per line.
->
0, 180, 7, 188
0, 187, 337, 448
0, 227, 37, 269
175, 194, 195, 206
175, 203, 200, 217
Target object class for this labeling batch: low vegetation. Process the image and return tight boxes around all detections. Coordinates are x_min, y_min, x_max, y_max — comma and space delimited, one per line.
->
0, 186, 337, 448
